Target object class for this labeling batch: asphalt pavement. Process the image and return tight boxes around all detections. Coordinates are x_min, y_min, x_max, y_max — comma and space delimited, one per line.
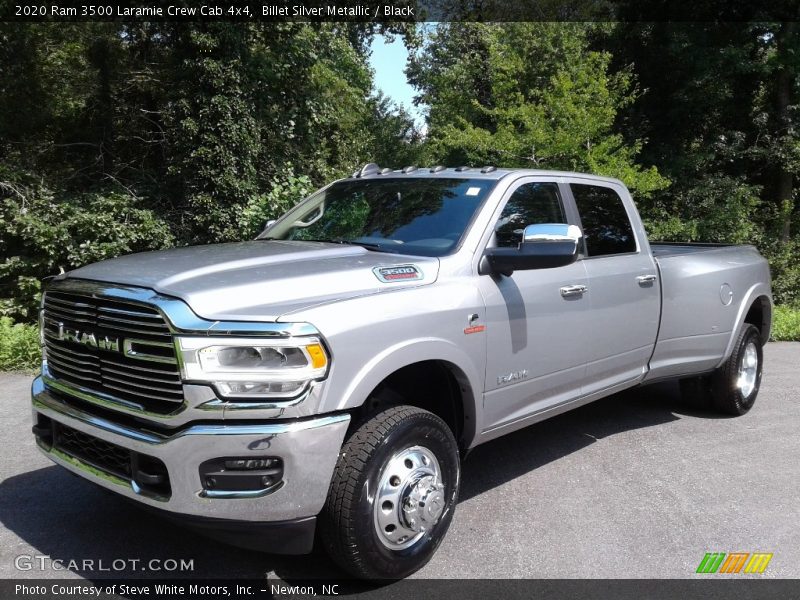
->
1, 343, 798, 580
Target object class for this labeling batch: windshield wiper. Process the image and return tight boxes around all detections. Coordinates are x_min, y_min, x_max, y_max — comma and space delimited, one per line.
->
295, 238, 389, 252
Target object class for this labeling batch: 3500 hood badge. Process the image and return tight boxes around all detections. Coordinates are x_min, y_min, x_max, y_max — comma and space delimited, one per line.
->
373, 265, 423, 283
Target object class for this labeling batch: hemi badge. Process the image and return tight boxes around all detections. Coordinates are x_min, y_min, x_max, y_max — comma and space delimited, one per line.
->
373, 265, 423, 283
464, 325, 486, 335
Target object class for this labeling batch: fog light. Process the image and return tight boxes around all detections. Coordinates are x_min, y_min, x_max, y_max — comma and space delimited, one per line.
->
199, 457, 284, 494
225, 458, 276, 470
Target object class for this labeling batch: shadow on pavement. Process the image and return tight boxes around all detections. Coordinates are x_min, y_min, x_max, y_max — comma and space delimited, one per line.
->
1, 379, 711, 581
459, 379, 718, 502
0, 463, 348, 579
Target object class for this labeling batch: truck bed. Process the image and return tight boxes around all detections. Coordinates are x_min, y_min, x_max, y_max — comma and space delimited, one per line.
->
645, 242, 769, 381
650, 242, 738, 258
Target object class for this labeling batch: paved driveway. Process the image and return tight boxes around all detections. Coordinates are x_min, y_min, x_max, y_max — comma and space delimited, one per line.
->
1, 343, 798, 579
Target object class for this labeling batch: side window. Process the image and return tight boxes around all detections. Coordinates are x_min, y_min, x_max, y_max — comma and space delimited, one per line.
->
494, 182, 566, 247
570, 184, 636, 257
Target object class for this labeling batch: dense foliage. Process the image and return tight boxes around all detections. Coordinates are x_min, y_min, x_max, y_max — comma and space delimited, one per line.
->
1, 21, 798, 328
772, 305, 800, 341
604, 22, 800, 305
0, 23, 417, 319
0, 317, 39, 371
407, 23, 667, 196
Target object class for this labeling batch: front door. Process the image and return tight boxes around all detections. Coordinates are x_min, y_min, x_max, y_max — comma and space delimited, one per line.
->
478, 179, 591, 432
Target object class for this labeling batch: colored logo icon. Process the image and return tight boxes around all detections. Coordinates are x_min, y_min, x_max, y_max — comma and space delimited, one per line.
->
696, 552, 773, 574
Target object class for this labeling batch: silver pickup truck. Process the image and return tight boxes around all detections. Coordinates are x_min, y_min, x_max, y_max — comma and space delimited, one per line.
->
31, 165, 772, 579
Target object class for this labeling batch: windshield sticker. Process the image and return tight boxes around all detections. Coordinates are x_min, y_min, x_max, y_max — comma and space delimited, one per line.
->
466, 187, 481, 196
374, 265, 423, 283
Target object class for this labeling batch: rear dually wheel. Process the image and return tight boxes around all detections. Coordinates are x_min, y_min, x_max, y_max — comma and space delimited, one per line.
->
679, 324, 764, 416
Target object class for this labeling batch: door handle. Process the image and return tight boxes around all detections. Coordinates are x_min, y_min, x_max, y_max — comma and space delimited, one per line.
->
560, 284, 588, 298
636, 274, 658, 285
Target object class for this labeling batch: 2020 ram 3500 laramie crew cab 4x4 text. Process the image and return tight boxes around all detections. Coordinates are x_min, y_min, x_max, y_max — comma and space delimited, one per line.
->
31, 165, 772, 579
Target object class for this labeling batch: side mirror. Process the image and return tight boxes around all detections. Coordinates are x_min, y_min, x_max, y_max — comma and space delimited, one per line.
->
481, 223, 582, 276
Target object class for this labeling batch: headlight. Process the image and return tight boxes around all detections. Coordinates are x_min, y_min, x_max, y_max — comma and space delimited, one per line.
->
177, 336, 329, 399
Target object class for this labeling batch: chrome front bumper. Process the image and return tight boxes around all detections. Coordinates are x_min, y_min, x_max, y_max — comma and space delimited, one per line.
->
31, 376, 350, 522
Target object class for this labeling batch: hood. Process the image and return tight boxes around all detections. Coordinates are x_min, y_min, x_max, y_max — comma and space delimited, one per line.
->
66, 240, 439, 321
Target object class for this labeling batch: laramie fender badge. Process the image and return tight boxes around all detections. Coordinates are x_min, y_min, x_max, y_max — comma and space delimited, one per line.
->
373, 265, 423, 283
498, 370, 529, 386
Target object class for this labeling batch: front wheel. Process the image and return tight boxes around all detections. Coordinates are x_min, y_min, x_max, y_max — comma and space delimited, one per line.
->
319, 406, 460, 579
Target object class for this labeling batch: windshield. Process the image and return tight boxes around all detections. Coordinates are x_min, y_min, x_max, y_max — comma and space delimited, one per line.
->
259, 178, 496, 257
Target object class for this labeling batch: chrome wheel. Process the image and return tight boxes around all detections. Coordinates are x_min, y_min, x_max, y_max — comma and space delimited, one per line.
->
737, 341, 758, 398
373, 445, 444, 550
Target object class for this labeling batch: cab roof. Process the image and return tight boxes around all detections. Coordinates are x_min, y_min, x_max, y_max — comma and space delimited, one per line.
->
348, 163, 624, 186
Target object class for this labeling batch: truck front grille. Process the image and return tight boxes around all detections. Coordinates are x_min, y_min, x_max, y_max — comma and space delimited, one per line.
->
54, 422, 132, 479
51, 420, 171, 498
42, 290, 184, 414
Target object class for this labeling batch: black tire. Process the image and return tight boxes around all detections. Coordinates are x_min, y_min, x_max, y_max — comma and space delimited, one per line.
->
709, 324, 763, 416
319, 406, 460, 580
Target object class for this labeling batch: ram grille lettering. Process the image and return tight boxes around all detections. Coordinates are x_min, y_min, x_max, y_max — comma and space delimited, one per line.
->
57, 323, 120, 352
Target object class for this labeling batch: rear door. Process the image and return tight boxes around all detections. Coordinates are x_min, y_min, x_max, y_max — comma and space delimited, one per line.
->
567, 181, 660, 393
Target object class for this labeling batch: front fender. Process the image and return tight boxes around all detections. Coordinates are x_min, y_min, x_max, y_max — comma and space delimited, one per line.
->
284, 279, 488, 447
332, 337, 484, 448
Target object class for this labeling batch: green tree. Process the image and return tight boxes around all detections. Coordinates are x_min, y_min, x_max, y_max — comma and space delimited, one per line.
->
164, 24, 261, 243
605, 22, 800, 303
408, 23, 667, 196
0, 22, 415, 318
0, 184, 174, 320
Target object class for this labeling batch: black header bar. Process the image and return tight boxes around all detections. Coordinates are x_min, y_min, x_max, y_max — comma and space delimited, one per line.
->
3, 579, 800, 600
3, 0, 800, 23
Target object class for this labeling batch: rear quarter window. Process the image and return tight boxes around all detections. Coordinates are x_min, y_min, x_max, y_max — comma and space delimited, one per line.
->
570, 184, 637, 257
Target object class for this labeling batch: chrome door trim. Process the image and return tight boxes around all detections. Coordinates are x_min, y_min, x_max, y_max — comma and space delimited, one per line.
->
560, 284, 588, 297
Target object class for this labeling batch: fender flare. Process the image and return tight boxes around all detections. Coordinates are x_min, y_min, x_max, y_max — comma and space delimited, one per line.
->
716, 282, 772, 369
335, 337, 484, 448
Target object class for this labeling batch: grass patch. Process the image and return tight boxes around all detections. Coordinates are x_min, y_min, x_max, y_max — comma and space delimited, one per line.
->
772, 305, 800, 341
0, 317, 41, 371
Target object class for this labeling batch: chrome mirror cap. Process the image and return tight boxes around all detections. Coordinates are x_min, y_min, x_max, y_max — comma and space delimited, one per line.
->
522, 223, 582, 243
